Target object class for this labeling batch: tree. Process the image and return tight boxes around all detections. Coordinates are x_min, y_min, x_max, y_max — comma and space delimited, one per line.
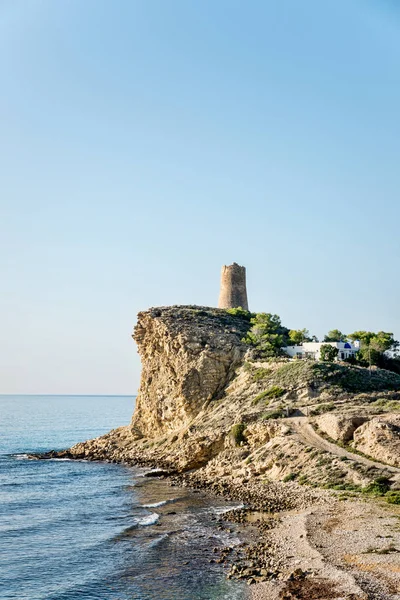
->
320, 344, 339, 362
347, 331, 399, 367
288, 328, 311, 345
243, 313, 290, 357
347, 331, 375, 346
324, 329, 347, 342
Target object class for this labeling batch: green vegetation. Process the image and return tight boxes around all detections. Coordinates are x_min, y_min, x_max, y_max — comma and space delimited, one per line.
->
230, 423, 246, 445
323, 482, 362, 491
324, 329, 347, 342
253, 367, 272, 381
370, 399, 400, 411
269, 360, 400, 393
283, 472, 297, 482
386, 491, 400, 505
225, 307, 253, 321
298, 475, 309, 484
362, 477, 391, 497
289, 328, 312, 345
320, 328, 400, 374
347, 330, 399, 369
309, 402, 335, 416
252, 386, 285, 405
262, 408, 284, 420
320, 344, 339, 362
348, 330, 397, 351
264, 385, 285, 399
252, 390, 271, 404
243, 313, 290, 357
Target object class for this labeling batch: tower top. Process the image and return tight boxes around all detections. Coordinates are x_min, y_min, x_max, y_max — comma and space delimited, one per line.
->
218, 263, 249, 311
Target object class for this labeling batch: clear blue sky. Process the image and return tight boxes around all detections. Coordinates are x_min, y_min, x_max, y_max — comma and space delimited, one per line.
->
1, 0, 399, 394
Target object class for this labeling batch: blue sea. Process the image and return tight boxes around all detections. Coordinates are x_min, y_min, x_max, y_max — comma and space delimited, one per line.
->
0, 395, 247, 600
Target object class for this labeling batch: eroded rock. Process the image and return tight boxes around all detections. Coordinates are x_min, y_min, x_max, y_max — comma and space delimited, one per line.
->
130, 306, 250, 437
316, 413, 368, 443
352, 414, 400, 466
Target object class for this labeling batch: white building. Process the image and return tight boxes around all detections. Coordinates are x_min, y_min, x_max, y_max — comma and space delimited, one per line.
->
284, 341, 360, 361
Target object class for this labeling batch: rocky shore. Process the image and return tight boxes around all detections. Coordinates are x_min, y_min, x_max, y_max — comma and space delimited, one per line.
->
39, 306, 400, 599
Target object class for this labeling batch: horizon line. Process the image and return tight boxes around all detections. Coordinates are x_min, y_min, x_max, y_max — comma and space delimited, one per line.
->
0, 393, 137, 397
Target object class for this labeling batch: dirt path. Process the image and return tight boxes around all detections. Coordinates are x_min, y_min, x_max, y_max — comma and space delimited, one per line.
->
287, 415, 400, 479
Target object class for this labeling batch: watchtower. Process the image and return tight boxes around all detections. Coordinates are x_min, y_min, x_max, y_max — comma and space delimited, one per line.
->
218, 263, 249, 311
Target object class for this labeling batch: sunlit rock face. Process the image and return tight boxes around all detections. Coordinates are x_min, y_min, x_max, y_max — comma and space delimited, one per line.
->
130, 306, 250, 438
353, 414, 400, 467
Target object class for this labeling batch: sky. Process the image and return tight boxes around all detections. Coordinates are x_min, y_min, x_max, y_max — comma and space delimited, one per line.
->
1, 0, 400, 394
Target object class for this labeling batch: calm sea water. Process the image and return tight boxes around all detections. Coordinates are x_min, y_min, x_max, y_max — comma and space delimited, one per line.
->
0, 395, 247, 600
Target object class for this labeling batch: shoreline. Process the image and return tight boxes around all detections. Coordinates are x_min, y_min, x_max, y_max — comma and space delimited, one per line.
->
35, 450, 400, 599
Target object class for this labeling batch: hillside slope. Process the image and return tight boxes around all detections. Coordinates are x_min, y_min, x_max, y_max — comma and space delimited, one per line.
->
46, 306, 400, 599
59, 307, 400, 491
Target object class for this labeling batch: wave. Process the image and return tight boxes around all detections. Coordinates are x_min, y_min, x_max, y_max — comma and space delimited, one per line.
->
146, 533, 169, 548
212, 504, 245, 515
12, 454, 77, 462
117, 513, 160, 537
142, 498, 177, 508
137, 512, 160, 526
138, 468, 166, 477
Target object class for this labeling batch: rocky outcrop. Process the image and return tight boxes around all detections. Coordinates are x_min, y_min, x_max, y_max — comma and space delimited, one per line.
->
316, 413, 369, 443
130, 306, 250, 438
45, 305, 400, 493
352, 414, 400, 466
39, 306, 400, 600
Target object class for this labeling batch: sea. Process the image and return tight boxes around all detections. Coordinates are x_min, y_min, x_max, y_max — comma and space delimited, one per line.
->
0, 395, 248, 600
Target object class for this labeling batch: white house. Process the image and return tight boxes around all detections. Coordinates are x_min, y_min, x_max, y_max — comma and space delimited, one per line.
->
283, 341, 360, 361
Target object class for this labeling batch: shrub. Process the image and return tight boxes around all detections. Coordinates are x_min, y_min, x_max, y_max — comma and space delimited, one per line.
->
252, 390, 270, 405
253, 367, 272, 381
263, 409, 284, 420
283, 472, 297, 482
371, 399, 400, 411
225, 307, 253, 321
272, 360, 400, 393
264, 385, 285, 399
320, 344, 339, 362
243, 313, 290, 357
230, 423, 246, 445
386, 491, 400, 505
309, 402, 335, 416
363, 477, 391, 496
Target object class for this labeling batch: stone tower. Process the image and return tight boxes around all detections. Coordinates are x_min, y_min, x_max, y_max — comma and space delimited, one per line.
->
218, 263, 249, 311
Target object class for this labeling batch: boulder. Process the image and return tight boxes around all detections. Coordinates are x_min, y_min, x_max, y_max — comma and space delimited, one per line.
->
316, 413, 369, 443
352, 414, 400, 467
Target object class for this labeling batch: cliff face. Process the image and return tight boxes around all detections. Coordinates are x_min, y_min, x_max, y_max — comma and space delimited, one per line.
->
130, 306, 250, 438
60, 305, 400, 490
50, 307, 400, 600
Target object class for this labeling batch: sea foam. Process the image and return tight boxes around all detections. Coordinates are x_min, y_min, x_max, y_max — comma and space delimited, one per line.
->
135, 512, 160, 526
142, 498, 177, 508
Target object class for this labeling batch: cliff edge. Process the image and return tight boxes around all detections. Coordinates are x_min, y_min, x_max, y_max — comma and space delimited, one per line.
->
131, 306, 249, 437
61, 306, 400, 490
47, 306, 400, 598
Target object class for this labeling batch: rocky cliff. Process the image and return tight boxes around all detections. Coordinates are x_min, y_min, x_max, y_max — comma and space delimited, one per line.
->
130, 306, 249, 438
46, 306, 400, 599
57, 306, 400, 491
